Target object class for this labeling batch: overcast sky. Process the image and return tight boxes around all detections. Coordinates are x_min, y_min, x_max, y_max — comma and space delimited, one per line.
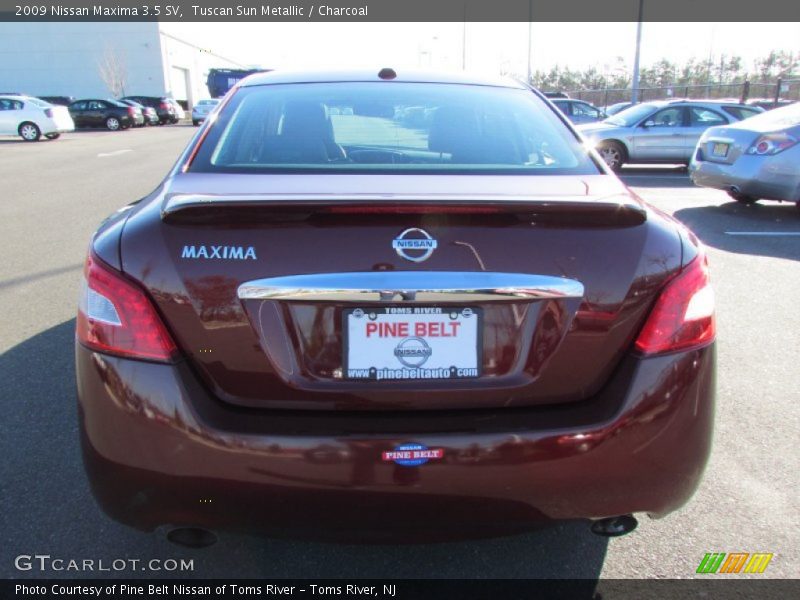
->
162, 22, 800, 76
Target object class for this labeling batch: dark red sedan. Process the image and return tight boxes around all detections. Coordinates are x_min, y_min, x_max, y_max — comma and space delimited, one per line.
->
76, 69, 715, 545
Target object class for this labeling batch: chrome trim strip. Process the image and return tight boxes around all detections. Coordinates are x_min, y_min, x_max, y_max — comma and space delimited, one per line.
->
162, 192, 646, 217
238, 272, 584, 303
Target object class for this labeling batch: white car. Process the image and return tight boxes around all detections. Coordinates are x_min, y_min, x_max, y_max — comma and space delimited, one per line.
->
0, 95, 74, 141
167, 99, 186, 120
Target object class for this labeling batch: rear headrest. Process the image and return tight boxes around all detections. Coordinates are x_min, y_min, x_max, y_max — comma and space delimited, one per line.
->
281, 101, 333, 140
428, 106, 481, 154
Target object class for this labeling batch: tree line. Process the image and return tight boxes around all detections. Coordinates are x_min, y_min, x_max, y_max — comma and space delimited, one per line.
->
527, 50, 799, 92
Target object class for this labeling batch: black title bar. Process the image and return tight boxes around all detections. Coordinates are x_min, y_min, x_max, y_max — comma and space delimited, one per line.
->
1, 0, 798, 22
4, 579, 800, 600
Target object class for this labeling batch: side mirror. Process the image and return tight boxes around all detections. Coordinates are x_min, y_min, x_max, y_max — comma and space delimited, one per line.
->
642, 120, 655, 128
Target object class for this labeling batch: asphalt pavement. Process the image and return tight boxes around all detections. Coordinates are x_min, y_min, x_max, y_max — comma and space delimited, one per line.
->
1, 127, 797, 579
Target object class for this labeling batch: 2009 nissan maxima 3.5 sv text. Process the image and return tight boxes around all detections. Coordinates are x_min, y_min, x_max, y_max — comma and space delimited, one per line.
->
76, 69, 716, 543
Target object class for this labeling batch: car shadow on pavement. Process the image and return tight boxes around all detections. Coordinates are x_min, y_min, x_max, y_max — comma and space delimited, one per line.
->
674, 202, 800, 262
619, 166, 695, 188
0, 138, 62, 145
0, 320, 608, 582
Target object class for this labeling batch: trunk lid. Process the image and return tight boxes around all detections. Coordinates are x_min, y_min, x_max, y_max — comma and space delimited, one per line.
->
120, 173, 682, 411
697, 126, 760, 166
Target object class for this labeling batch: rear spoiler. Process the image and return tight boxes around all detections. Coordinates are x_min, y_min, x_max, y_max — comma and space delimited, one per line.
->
161, 193, 648, 227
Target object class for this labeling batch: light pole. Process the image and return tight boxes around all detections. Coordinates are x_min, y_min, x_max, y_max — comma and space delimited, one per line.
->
631, 0, 644, 103
526, 1, 533, 84
462, 3, 467, 70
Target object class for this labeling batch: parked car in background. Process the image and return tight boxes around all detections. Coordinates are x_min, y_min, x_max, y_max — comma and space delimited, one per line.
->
552, 99, 607, 124
119, 99, 158, 126
77, 69, 716, 542
0, 95, 74, 141
69, 99, 140, 131
690, 101, 800, 208
542, 91, 569, 99
605, 101, 635, 116
37, 96, 76, 107
578, 100, 764, 170
167, 99, 186, 121
121, 96, 178, 124
191, 98, 220, 125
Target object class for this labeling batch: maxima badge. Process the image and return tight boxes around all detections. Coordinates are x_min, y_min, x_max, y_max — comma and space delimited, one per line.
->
392, 228, 437, 263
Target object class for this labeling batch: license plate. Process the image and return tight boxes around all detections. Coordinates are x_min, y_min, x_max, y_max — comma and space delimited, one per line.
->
343, 307, 481, 381
711, 142, 729, 157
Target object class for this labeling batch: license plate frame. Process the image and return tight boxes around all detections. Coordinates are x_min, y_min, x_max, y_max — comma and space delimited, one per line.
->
342, 306, 482, 381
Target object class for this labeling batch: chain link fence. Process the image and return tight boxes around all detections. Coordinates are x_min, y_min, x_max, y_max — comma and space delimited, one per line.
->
561, 78, 800, 110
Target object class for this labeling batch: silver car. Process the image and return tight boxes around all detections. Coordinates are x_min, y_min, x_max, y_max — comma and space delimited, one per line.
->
690, 101, 800, 207
577, 100, 763, 171
551, 99, 607, 124
191, 98, 220, 126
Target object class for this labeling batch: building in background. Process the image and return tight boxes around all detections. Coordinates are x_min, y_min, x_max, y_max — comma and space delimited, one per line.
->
0, 22, 243, 109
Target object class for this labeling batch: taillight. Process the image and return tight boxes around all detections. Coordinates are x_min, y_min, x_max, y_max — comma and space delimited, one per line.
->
634, 251, 715, 354
160, 102, 170, 110
746, 132, 798, 156
77, 253, 178, 361
127, 107, 135, 116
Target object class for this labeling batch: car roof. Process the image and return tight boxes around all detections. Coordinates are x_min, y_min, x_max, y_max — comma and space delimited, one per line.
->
239, 68, 528, 90
664, 99, 750, 107
0, 95, 53, 105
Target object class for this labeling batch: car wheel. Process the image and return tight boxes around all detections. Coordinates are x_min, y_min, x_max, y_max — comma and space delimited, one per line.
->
19, 122, 41, 141
45, 133, 61, 140
727, 190, 758, 205
597, 141, 626, 172
105, 117, 121, 131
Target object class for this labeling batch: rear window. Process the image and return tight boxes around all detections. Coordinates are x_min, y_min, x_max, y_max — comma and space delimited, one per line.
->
189, 82, 599, 175
721, 106, 762, 120
605, 103, 660, 126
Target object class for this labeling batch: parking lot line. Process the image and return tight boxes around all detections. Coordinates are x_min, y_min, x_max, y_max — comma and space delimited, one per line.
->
97, 149, 133, 158
724, 232, 800, 236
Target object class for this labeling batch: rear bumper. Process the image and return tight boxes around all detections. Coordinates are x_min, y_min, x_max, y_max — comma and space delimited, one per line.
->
77, 343, 715, 540
690, 154, 800, 201
41, 117, 74, 135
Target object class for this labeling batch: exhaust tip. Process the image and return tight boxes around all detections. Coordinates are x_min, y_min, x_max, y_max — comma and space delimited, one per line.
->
590, 515, 638, 537
166, 527, 218, 548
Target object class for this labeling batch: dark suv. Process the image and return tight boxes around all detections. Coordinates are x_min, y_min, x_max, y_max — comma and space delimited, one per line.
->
68, 99, 140, 130
120, 96, 178, 125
